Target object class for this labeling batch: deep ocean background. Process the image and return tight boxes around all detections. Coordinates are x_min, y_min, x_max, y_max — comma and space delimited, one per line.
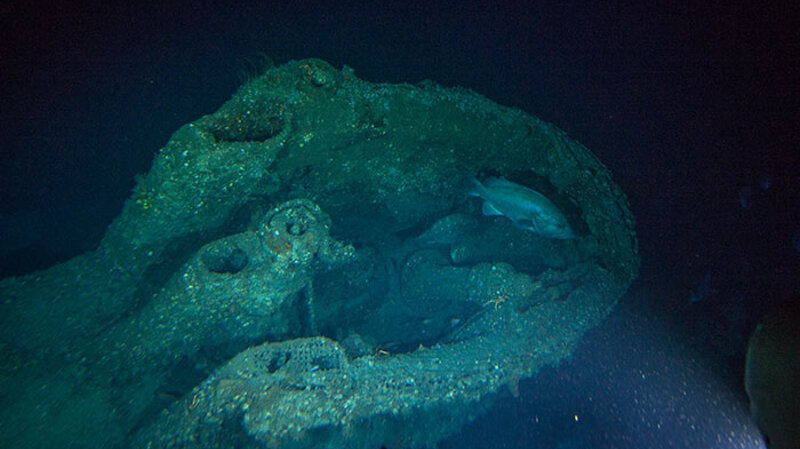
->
2, 1, 799, 447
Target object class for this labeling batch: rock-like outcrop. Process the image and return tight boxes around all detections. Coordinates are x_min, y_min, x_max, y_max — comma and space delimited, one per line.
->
0, 59, 638, 449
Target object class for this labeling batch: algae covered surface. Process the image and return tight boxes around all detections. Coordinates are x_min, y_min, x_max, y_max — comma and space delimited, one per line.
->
0, 59, 638, 449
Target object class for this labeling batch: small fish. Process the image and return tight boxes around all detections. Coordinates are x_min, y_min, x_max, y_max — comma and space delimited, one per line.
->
740, 177, 772, 210
689, 271, 712, 304
465, 175, 575, 239
739, 186, 754, 209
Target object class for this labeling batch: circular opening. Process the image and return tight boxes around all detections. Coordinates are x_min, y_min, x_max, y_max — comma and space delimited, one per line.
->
201, 245, 249, 274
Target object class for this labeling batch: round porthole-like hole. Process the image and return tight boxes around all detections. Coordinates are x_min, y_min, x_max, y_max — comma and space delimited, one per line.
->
201, 246, 249, 274
209, 101, 286, 143
286, 220, 307, 236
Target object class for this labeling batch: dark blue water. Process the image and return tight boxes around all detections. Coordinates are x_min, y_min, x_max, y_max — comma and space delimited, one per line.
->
442, 280, 766, 448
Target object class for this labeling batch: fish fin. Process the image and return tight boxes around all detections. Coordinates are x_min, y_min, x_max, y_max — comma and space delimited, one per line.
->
463, 173, 484, 197
513, 218, 539, 233
483, 177, 516, 188
481, 201, 503, 216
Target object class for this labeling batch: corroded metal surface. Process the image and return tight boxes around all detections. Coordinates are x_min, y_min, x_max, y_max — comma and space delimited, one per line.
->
0, 59, 638, 449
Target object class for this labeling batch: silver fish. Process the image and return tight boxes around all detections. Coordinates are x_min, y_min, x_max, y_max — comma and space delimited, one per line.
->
465, 175, 575, 239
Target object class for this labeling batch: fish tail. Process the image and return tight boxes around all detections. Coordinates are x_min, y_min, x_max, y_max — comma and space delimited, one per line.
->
463, 173, 484, 197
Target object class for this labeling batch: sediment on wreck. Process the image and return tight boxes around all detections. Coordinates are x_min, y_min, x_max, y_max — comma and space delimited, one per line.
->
0, 58, 638, 449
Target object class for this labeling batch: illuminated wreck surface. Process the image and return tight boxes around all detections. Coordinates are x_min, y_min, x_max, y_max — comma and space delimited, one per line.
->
0, 59, 638, 449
